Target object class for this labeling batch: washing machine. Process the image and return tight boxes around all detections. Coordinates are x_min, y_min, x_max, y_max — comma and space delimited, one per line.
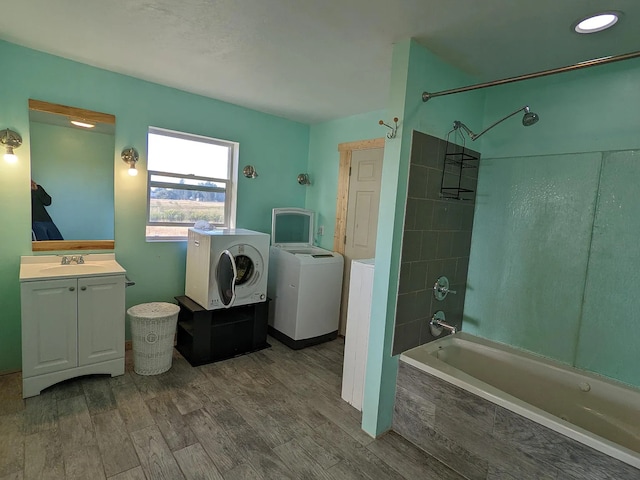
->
185, 228, 270, 310
268, 208, 344, 349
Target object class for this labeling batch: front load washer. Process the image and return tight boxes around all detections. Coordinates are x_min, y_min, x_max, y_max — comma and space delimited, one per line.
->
267, 208, 344, 349
185, 228, 270, 310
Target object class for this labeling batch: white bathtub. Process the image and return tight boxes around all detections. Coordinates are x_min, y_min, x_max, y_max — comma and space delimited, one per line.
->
400, 332, 640, 470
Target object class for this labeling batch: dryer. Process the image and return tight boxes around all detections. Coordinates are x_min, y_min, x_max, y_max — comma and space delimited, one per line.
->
185, 228, 269, 310
268, 208, 344, 349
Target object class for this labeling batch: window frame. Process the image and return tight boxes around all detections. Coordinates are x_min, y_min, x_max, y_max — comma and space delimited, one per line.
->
145, 126, 238, 241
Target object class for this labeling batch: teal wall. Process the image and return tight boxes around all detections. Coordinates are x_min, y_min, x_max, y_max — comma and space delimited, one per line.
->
0, 40, 309, 372
464, 58, 640, 388
578, 150, 640, 385
30, 122, 114, 240
361, 39, 484, 436
306, 109, 386, 250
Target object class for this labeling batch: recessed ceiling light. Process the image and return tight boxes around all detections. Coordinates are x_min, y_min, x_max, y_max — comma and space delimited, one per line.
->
574, 12, 620, 34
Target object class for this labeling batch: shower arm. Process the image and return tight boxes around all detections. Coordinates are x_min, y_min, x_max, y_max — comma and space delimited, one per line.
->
453, 106, 528, 141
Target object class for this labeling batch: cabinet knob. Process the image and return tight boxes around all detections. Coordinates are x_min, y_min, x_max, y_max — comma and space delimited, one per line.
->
80, 286, 87, 291
69, 287, 75, 291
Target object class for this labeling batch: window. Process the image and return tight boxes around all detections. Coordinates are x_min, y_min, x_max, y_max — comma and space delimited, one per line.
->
146, 127, 238, 240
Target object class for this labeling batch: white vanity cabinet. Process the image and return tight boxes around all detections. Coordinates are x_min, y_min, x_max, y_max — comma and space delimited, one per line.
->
20, 254, 126, 398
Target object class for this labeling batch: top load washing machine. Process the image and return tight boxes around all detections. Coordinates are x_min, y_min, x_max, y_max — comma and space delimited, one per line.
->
267, 208, 344, 349
185, 228, 270, 310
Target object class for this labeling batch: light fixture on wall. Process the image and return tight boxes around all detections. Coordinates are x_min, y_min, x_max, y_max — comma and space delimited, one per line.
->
243, 165, 258, 178
121, 147, 139, 176
297, 173, 311, 186
1, 128, 22, 163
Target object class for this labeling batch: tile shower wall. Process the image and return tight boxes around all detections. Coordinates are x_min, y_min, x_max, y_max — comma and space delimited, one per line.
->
392, 131, 479, 355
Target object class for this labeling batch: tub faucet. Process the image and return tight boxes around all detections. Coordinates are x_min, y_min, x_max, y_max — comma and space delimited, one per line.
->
430, 310, 457, 336
435, 320, 457, 335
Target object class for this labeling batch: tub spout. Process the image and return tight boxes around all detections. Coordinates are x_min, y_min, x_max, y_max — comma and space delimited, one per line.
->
434, 320, 457, 334
429, 311, 457, 336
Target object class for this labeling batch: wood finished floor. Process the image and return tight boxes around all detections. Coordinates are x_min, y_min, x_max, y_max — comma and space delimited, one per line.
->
0, 336, 464, 480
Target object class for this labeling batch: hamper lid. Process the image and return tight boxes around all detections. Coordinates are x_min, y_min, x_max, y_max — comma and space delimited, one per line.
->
127, 302, 180, 318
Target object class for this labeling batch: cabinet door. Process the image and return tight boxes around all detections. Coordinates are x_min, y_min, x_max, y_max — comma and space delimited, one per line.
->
78, 275, 125, 366
21, 278, 78, 377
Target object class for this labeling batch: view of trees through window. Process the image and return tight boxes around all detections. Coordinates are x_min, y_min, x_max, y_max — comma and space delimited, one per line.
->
149, 183, 226, 224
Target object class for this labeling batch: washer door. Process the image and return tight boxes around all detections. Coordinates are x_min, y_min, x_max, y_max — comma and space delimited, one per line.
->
215, 244, 264, 308
216, 250, 237, 307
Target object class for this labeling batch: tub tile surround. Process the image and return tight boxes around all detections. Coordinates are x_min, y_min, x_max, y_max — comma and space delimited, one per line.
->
393, 131, 479, 354
393, 362, 640, 480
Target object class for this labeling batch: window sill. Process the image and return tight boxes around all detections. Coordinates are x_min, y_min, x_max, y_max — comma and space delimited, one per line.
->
145, 236, 188, 243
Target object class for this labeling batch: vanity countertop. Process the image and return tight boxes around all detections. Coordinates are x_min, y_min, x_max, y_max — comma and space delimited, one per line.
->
20, 253, 126, 282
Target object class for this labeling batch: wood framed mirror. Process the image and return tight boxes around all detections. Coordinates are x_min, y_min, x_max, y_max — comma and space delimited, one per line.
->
29, 99, 116, 251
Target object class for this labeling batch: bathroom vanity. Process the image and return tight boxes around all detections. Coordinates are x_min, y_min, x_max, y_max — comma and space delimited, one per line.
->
19, 254, 126, 398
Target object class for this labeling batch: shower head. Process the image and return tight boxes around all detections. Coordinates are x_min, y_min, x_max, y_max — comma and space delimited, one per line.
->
522, 106, 539, 126
452, 105, 540, 141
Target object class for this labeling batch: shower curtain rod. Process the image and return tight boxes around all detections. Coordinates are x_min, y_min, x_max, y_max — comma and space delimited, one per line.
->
422, 50, 640, 102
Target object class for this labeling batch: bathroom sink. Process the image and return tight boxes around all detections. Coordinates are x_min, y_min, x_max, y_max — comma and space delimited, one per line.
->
40, 264, 108, 275
19, 254, 126, 281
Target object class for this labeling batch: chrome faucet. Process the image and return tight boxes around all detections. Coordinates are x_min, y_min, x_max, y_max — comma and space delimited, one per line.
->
432, 318, 457, 334
60, 255, 84, 265
433, 275, 457, 300
429, 310, 458, 336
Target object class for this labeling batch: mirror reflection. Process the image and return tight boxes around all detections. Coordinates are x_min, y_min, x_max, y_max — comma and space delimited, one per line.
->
28, 100, 116, 251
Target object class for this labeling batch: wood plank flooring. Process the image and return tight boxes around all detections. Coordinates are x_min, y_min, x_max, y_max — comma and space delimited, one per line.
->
0, 336, 464, 480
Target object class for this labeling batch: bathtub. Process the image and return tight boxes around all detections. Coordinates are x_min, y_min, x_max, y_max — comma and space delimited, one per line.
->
393, 332, 640, 479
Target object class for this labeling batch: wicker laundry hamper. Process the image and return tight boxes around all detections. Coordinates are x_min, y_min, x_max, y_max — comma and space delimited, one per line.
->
127, 302, 180, 375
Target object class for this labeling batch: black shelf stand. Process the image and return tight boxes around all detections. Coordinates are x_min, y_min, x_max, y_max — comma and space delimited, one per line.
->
175, 295, 270, 367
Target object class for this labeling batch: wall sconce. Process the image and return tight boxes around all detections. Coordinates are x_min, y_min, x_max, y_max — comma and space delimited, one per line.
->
297, 173, 311, 186
121, 147, 139, 176
1, 129, 22, 163
243, 165, 258, 178
379, 117, 399, 139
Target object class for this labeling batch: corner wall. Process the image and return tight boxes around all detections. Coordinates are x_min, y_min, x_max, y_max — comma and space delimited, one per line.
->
362, 39, 484, 436
306, 109, 386, 250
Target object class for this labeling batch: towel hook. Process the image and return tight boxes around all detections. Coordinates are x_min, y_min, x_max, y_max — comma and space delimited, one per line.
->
379, 117, 399, 139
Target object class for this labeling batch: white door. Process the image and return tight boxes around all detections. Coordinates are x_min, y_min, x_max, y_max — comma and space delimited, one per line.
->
21, 278, 78, 376
339, 147, 383, 335
78, 275, 125, 366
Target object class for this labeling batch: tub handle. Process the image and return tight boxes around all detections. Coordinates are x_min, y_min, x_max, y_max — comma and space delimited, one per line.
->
433, 275, 456, 300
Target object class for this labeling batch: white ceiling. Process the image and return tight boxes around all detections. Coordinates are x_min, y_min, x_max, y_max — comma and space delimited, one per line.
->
1, 1, 638, 124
